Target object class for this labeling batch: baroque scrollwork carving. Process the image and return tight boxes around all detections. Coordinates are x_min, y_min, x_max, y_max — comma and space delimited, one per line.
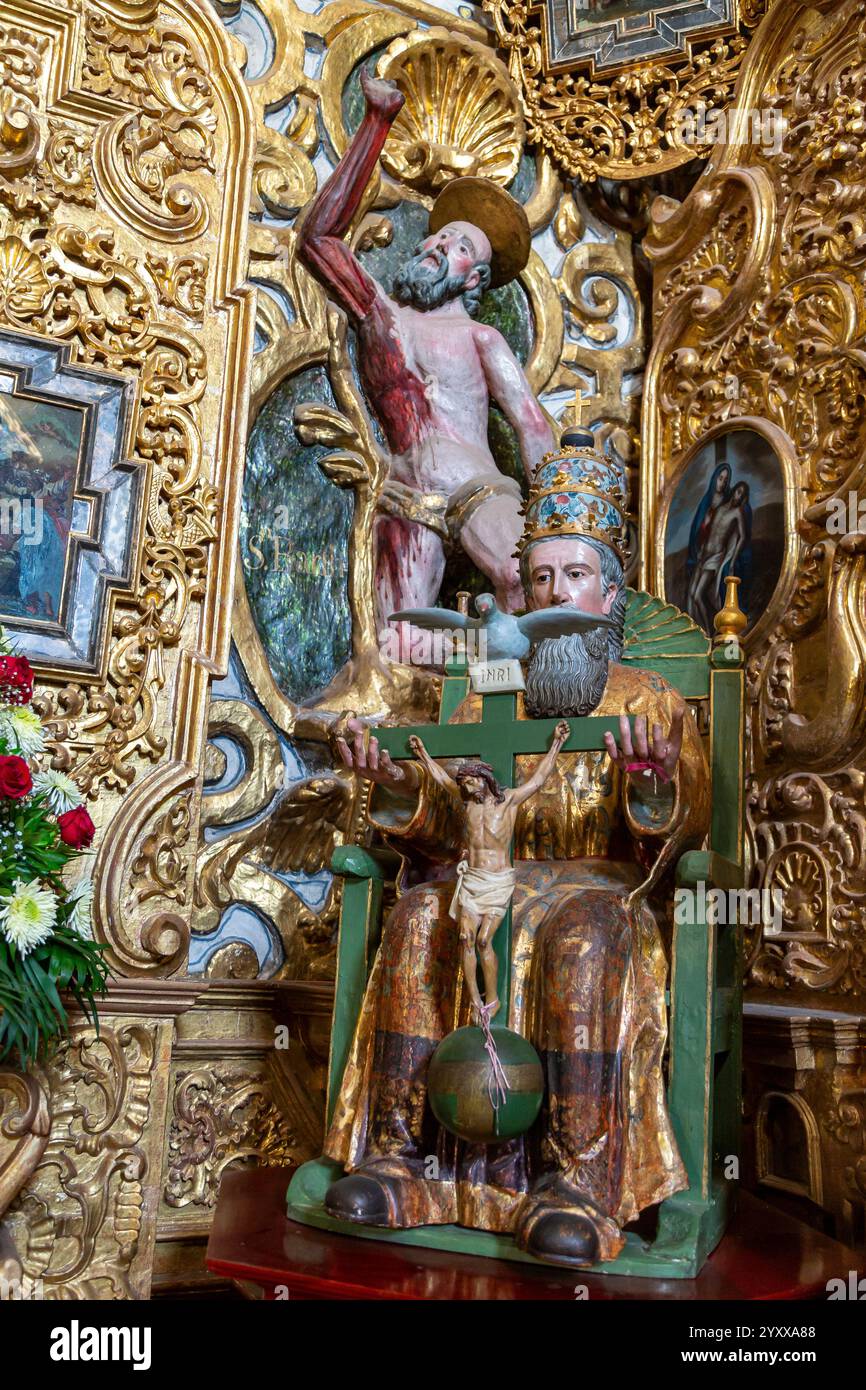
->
164, 1063, 299, 1210
0, 88, 40, 178
0, 1069, 50, 1218
3, 1018, 172, 1299
42, 124, 96, 206
747, 769, 866, 992
195, 698, 349, 979
85, 13, 217, 239
131, 792, 194, 905
1, 0, 266, 1302
144, 252, 207, 319
485, 0, 768, 183
642, 0, 866, 999
0, 0, 255, 982
0, 19, 45, 97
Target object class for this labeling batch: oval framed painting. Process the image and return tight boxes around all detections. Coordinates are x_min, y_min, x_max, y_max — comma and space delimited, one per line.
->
658, 420, 797, 649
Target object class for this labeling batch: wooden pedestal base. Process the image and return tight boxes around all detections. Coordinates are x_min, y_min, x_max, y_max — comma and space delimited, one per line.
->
206, 1167, 863, 1301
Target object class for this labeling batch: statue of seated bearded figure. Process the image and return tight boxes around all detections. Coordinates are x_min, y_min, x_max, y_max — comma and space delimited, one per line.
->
326, 431, 711, 1268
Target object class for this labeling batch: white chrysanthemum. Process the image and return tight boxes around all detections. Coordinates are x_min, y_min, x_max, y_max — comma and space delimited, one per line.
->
67, 876, 93, 938
0, 626, 11, 655
31, 769, 83, 815
0, 878, 57, 956
0, 706, 44, 758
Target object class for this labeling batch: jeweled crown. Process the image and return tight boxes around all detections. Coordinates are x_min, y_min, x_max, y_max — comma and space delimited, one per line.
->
515, 427, 631, 563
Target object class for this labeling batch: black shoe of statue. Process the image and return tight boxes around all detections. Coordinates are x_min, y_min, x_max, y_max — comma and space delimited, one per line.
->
324, 1173, 391, 1226
524, 1208, 601, 1268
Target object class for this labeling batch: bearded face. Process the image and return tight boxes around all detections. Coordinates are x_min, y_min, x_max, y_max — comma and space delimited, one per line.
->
524, 626, 611, 719
521, 536, 626, 717
392, 248, 477, 313
459, 778, 488, 804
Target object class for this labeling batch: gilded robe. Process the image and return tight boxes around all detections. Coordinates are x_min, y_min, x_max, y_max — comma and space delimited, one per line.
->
324, 661, 710, 1259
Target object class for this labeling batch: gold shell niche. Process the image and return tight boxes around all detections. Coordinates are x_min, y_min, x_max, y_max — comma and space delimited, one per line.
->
0, 235, 50, 321
376, 28, 525, 194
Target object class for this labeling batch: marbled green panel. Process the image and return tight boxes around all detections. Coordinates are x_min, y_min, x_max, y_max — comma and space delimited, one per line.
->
241, 366, 353, 703
508, 149, 536, 206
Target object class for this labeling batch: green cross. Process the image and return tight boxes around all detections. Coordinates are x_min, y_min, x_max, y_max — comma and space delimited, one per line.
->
373, 671, 636, 1018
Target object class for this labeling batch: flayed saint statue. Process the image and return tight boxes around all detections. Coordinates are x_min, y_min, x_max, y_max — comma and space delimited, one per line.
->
297, 71, 553, 620
324, 431, 711, 1268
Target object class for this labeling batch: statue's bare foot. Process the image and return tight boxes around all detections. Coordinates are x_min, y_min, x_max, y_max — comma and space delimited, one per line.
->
360, 68, 404, 120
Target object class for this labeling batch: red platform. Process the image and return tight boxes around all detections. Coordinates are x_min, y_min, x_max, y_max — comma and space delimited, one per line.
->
206, 1167, 863, 1301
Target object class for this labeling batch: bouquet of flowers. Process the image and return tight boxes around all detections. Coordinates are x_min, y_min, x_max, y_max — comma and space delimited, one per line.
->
0, 629, 108, 1069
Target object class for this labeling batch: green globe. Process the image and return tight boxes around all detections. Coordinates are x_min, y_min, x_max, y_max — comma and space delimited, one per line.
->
427, 1025, 544, 1144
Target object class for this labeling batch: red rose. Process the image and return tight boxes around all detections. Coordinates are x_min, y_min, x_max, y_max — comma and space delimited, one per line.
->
0, 655, 33, 706
57, 805, 95, 849
0, 754, 32, 799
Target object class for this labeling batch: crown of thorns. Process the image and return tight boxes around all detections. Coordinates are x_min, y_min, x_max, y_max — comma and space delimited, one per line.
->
455, 762, 505, 802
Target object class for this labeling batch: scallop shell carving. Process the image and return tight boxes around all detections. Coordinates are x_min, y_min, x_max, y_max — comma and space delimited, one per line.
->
377, 29, 525, 193
0, 235, 50, 322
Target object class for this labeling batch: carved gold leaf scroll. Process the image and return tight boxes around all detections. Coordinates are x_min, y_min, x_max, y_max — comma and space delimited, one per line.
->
0, 1070, 50, 1219
485, 0, 768, 182
0, 0, 255, 982
642, 0, 866, 997
163, 1063, 299, 1210
3, 1015, 175, 1299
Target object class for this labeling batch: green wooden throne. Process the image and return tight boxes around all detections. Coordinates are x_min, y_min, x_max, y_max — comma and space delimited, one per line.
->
287, 588, 746, 1279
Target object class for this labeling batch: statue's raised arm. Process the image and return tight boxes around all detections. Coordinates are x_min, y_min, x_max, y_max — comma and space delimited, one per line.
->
297, 71, 403, 322
296, 68, 554, 617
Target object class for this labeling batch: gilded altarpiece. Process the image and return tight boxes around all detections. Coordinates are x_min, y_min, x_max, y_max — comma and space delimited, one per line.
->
181, 0, 647, 1291
0, 0, 650, 1295
642, 0, 866, 1245
0, 0, 268, 1297
11, 0, 861, 1297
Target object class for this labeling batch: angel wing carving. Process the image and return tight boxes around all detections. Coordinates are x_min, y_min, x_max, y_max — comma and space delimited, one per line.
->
247, 775, 356, 876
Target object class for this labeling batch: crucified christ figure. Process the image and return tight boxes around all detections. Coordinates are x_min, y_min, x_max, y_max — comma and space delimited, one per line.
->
408, 721, 570, 1023
297, 70, 553, 618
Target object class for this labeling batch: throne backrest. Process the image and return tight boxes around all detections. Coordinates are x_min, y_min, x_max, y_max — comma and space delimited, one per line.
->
620, 590, 710, 699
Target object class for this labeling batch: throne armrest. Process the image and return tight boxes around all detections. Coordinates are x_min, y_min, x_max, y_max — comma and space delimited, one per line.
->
326, 844, 399, 1125
330, 845, 399, 880
676, 849, 744, 891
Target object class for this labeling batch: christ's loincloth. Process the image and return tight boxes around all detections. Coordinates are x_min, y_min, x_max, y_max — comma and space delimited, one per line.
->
449, 861, 516, 920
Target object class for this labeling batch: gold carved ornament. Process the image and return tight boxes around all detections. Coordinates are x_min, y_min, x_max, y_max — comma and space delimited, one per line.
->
164, 1063, 299, 1211
485, 0, 768, 183
0, 0, 256, 978
3, 1019, 172, 1299
641, 0, 866, 997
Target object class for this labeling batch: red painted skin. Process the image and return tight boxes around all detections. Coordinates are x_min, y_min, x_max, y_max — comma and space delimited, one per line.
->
297, 83, 432, 456
296, 70, 553, 614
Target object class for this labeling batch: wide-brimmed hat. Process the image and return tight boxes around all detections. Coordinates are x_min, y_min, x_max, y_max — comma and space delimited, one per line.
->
428, 176, 530, 289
